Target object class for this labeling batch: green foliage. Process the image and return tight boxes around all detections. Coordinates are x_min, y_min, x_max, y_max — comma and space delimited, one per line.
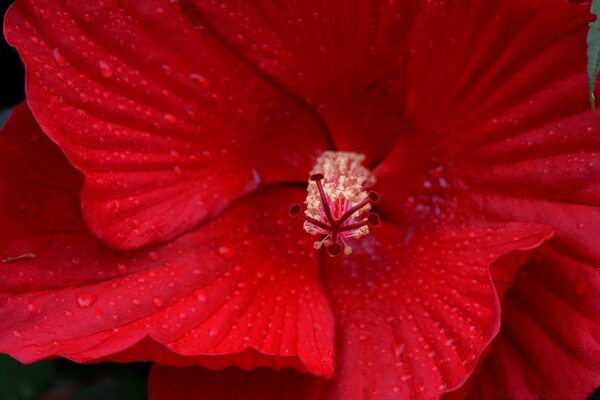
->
0, 355, 149, 400
587, 0, 600, 109
0, 354, 55, 400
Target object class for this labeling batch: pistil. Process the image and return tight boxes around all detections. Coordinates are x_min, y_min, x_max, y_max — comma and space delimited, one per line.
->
289, 151, 380, 256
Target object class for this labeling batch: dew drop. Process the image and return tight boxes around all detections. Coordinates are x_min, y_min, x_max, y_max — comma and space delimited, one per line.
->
208, 329, 218, 336
163, 114, 177, 125
173, 165, 182, 176
217, 242, 235, 259
193, 289, 207, 303
153, 297, 163, 308
161, 64, 173, 76
169, 0, 182, 12
52, 48, 65, 66
99, 60, 113, 78
394, 343, 406, 357
190, 73, 210, 89
148, 251, 159, 261
76, 293, 97, 308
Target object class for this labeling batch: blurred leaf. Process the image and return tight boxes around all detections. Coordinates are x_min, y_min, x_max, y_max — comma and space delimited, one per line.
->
587, 0, 600, 109
0, 356, 149, 400
0, 354, 55, 400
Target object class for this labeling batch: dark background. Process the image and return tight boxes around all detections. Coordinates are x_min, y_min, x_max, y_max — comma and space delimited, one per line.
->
1, 0, 24, 110
0, 1, 149, 399
1, 0, 24, 127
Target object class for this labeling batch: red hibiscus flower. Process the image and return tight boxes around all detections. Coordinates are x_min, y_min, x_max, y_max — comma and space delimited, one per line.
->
1, 0, 599, 399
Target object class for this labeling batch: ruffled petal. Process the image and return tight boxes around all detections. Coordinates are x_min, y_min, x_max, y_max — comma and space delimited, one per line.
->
4, 0, 330, 250
0, 105, 335, 377
465, 247, 600, 399
149, 365, 322, 400
316, 222, 552, 400
386, 3, 600, 396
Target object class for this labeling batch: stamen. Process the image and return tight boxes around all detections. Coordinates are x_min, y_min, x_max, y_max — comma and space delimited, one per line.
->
310, 173, 335, 225
290, 151, 380, 257
337, 191, 380, 227
289, 203, 336, 232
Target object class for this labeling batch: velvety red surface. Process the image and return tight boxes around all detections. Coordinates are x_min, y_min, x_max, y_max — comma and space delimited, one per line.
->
1, 0, 599, 399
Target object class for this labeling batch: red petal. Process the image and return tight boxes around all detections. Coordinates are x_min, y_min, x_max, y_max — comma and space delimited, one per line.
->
406, 0, 590, 139
149, 365, 322, 400
377, 0, 594, 226
178, 0, 420, 164
4, 0, 330, 250
315, 222, 552, 399
465, 247, 600, 399
0, 105, 335, 376
392, 4, 600, 395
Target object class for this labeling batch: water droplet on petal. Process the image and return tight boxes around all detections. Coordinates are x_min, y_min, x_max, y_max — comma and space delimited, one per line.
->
153, 297, 163, 308
169, 0, 182, 12
163, 114, 177, 125
117, 263, 127, 274
162, 64, 173, 76
193, 289, 207, 303
394, 343, 406, 357
132, 298, 141, 306
208, 329, 218, 336
217, 242, 235, 259
99, 60, 113, 78
52, 48, 65, 66
76, 293, 97, 308
148, 251, 159, 261
190, 73, 210, 89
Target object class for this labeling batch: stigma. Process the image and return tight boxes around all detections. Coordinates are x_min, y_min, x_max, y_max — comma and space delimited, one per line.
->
289, 151, 380, 256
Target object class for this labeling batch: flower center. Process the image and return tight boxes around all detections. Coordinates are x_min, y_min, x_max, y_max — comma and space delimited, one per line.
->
289, 151, 380, 256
